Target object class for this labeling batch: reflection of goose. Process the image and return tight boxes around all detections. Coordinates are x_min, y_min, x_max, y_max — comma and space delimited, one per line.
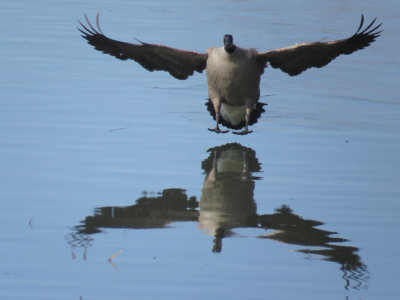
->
78, 15, 381, 134
67, 143, 368, 289
199, 143, 261, 252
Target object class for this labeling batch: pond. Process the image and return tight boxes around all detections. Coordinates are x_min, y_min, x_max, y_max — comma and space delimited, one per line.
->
1, 0, 399, 299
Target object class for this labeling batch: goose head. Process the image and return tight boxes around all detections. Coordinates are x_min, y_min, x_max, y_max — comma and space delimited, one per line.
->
223, 34, 236, 54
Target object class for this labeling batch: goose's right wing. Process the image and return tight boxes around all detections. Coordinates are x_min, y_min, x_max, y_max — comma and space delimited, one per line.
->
78, 14, 207, 80
257, 15, 382, 76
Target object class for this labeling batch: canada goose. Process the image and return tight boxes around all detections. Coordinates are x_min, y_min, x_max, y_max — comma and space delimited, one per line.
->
78, 14, 382, 134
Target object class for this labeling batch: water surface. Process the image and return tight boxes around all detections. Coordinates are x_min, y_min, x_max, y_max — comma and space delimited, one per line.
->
1, 0, 399, 299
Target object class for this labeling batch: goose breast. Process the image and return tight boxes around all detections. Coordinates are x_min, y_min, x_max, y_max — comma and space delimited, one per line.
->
206, 47, 262, 106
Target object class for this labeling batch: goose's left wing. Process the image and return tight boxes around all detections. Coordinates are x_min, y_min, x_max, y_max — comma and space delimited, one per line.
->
257, 15, 382, 76
78, 14, 207, 80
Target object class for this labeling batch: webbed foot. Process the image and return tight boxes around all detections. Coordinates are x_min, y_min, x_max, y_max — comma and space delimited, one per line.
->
232, 128, 253, 135
208, 127, 229, 134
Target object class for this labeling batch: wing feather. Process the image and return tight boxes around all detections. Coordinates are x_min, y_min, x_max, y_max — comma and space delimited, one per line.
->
257, 15, 382, 76
78, 14, 207, 80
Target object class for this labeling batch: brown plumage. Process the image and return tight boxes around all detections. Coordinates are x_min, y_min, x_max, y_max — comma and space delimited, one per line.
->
78, 14, 382, 134
257, 15, 382, 76
78, 14, 206, 80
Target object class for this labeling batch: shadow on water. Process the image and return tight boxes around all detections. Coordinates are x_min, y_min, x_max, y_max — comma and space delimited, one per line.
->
67, 143, 368, 290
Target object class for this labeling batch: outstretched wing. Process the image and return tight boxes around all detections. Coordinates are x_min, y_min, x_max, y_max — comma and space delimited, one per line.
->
257, 15, 382, 76
78, 14, 207, 80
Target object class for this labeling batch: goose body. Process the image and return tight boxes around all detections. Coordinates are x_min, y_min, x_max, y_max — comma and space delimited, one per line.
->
78, 14, 382, 134
206, 45, 263, 132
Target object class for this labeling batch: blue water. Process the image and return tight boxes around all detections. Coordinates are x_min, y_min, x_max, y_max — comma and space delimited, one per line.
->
1, 0, 400, 299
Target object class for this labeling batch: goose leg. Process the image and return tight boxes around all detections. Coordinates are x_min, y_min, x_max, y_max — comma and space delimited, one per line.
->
233, 107, 253, 135
208, 98, 229, 134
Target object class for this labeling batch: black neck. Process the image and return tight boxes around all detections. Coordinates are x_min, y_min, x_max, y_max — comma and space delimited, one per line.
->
224, 45, 236, 54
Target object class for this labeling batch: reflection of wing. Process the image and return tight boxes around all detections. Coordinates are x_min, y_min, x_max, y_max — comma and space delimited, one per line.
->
78, 14, 208, 80
299, 246, 369, 290
257, 15, 382, 76
258, 205, 369, 290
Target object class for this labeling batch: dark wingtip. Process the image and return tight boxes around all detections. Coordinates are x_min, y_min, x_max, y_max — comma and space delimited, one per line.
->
355, 14, 365, 34
353, 15, 383, 40
78, 12, 106, 41
360, 17, 377, 34
95, 12, 103, 34
366, 22, 383, 36
84, 14, 97, 33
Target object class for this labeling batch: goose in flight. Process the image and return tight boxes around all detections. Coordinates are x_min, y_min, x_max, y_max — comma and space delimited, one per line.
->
78, 14, 382, 134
